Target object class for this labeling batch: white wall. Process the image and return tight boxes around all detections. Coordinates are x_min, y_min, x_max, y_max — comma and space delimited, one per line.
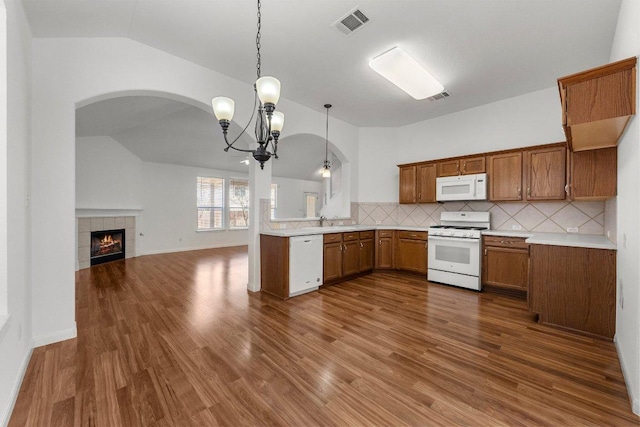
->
609, 0, 640, 415
30, 36, 359, 347
76, 136, 143, 209
271, 176, 322, 218
139, 162, 248, 255
0, 0, 32, 425
357, 87, 565, 202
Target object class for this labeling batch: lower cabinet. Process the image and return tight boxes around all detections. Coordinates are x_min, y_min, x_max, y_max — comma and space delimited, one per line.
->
323, 230, 375, 285
342, 232, 360, 276
395, 231, 428, 275
323, 234, 343, 283
529, 244, 616, 339
376, 230, 395, 269
359, 231, 375, 272
482, 236, 529, 297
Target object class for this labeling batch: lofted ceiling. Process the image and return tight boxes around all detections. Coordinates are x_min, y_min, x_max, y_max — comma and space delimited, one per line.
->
23, 0, 621, 128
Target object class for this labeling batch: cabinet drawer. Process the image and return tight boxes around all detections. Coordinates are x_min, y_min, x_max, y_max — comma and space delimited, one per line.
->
483, 236, 528, 249
323, 233, 342, 244
378, 230, 394, 238
343, 232, 359, 242
398, 231, 428, 241
359, 230, 374, 240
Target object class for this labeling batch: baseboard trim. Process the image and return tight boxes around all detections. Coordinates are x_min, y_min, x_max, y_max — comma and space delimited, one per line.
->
31, 325, 77, 348
614, 335, 640, 415
0, 344, 33, 427
140, 243, 248, 256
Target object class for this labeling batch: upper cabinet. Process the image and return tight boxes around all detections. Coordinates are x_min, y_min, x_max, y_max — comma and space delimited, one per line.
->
523, 145, 566, 201
558, 57, 637, 151
399, 163, 437, 204
488, 152, 523, 201
568, 147, 617, 200
437, 156, 486, 177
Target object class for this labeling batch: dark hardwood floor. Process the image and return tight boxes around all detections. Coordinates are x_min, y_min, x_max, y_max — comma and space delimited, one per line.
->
9, 246, 638, 426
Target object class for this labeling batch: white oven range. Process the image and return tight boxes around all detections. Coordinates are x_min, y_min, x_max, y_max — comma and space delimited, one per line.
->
427, 211, 490, 291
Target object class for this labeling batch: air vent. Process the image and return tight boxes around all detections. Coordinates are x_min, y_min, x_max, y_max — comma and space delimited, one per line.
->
427, 91, 450, 102
332, 8, 370, 36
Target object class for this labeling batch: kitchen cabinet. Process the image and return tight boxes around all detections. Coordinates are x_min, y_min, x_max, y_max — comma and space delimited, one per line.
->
482, 236, 529, 298
399, 163, 437, 204
395, 231, 428, 275
260, 235, 290, 299
323, 233, 343, 283
342, 232, 360, 276
488, 152, 523, 201
376, 230, 394, 269
558, 57, 636, 151
567, 147, 617, 200
359, 231, 374, 272
437, 156, 486, 177
399, 165, 417, 204
529, 244, 616, 340
523, 145, 566, 201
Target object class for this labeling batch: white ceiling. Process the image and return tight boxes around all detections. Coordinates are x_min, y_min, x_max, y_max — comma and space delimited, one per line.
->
23, 0, 621, 128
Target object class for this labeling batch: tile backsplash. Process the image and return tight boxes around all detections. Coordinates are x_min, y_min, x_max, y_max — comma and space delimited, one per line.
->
354, 200, 604, 235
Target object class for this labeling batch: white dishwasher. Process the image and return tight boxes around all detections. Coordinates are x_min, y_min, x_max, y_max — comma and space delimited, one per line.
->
289, 234, 323, 297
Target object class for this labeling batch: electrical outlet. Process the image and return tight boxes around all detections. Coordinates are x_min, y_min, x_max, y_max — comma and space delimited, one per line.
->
272, 223, 280, 229
24, 193, 30, 207
339, 221, 344, 226
280, 223, 287, 229
511, 224, 522, 230
606, 230, 611, 238
375, 220, 382, 225
567, 227, 579, 233
619, 279, 624, 308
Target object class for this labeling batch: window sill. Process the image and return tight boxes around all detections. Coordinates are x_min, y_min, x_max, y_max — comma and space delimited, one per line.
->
0, 314, 11, 344
196, 228, 225, 233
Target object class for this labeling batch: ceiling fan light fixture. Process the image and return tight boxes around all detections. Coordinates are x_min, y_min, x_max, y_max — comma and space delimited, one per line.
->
369, 47, 444, 100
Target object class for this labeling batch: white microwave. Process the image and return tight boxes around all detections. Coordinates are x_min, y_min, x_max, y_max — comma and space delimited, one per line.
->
436, 173, 487, 201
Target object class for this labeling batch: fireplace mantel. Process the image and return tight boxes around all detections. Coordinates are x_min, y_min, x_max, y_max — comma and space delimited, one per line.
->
76, 208, 143, 218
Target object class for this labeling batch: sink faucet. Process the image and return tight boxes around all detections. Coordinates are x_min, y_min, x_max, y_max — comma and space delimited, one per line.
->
319, 215, 326, 227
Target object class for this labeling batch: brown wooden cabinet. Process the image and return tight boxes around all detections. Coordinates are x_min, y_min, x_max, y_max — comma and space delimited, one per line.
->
482, 236, 529, 298
558, 57, 636, 151
342, 232, 360, 276
395, 231, 428, 275
417, 163, 437, 203
437, 156, 486, 177
568, 147, 617, 200
376, 230, 394, 269
323, 234, 343, 283
260, 235, 290, 299
529, 244, 616, 340
399, 165, 417, 204
488, 152, 523, 201
359, 231, 374, 272
523, 145, 566, 201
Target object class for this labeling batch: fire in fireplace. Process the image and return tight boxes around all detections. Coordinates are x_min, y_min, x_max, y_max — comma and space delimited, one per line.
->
90, 229, 126, 266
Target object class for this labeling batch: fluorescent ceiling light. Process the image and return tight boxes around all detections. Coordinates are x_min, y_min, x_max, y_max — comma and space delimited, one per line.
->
369, 47, 444, 100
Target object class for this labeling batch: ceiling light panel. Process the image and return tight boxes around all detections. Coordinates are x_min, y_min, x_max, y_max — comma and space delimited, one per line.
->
369, 47, 444, 100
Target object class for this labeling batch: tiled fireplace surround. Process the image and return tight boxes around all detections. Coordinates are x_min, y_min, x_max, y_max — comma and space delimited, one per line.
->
260, 199, 607, 236
77, 216, 136, 270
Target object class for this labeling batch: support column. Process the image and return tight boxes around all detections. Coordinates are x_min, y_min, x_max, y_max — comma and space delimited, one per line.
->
247, 158, 271, 292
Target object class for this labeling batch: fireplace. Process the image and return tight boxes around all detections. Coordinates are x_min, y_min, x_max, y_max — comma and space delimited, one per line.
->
90, 229, 126, 266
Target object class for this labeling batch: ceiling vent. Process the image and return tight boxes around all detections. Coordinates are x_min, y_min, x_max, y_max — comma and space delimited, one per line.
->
427, 91, 450, 102
332, 8, 370, 36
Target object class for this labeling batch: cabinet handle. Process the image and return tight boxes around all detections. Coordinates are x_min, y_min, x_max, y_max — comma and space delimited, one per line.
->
527, 187, 531, 197
518, 188, 521, 197
343, 244, 347, 252
564, 184, 569, 194
379, 241, 382, 246
484, 248, 487, 256
463, 162, 466, 173
360, 242, 364, 249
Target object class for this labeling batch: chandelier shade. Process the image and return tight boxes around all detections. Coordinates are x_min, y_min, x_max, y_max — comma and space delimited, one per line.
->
271, 111, 285, 132
256, 77, 281, 106
211, 97, 235, 121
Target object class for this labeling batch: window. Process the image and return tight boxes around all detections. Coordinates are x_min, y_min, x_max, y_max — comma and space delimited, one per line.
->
304, 192, 317, 218
197, 177, 224, 230
270, 183, 277, 218
229, 178, 249, 228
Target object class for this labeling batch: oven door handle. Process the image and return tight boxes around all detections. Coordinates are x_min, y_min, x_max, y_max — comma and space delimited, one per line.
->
428, 235, 480, 244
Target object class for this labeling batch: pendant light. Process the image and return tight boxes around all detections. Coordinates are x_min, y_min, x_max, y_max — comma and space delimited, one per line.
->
322, 104, 331, 178
211, 0, 284, 169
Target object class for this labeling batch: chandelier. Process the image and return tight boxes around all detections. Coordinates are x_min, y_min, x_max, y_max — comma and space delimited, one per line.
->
211, 0, 284, 170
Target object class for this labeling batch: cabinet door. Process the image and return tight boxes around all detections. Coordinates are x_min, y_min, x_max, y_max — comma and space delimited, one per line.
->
417, 163, 437, 203
376, 235, 394, 269
396, 239, 428, 274
482, 247, 529, 291
488, 152, 523, 201
342, 240, 360, 276
399, 165, 417, 204
323, 242, 342, 283
524, 146, 566, 200
359, 239, 374, 272
461, 156, 486, 175
437, 160, 460, 177
570, 147, 617, 200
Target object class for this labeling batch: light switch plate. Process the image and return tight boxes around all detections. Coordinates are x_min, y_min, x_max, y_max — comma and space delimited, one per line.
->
511, 224, 522, 230
567, 227, 579, 233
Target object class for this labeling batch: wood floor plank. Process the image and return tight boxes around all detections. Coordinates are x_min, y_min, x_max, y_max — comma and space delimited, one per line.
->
8, 246, 638, 426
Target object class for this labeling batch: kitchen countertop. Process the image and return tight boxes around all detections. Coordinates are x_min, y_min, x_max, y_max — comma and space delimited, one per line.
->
261, 226, 616, 250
